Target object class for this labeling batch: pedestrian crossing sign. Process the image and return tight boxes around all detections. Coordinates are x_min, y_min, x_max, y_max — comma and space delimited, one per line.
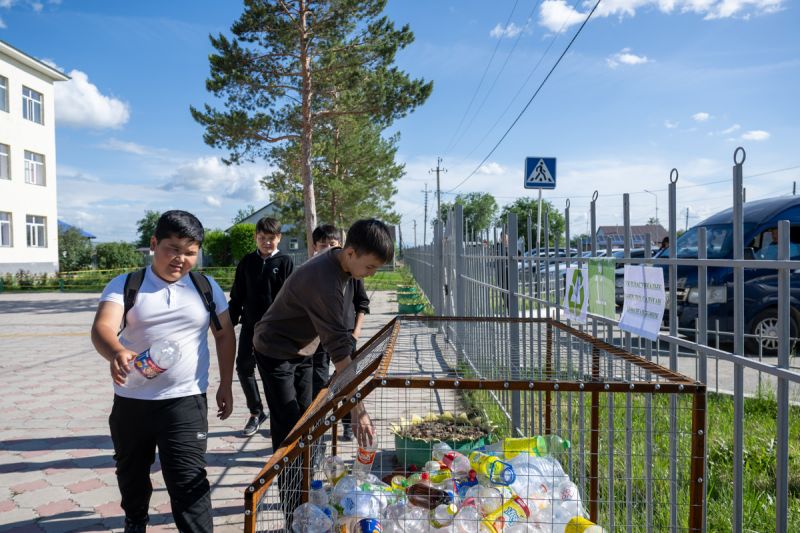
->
525, 157, 557, 189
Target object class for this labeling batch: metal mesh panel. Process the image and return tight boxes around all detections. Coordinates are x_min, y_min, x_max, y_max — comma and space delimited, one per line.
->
245, 317, 704, 533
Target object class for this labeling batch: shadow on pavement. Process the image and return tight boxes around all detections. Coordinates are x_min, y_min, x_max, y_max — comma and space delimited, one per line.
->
0, 298, 98, 315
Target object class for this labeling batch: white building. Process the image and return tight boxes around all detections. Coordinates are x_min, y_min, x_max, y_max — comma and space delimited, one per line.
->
0, 40, 69, 275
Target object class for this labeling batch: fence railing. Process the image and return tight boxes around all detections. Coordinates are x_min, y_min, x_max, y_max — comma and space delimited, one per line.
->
404, 147, 800, 532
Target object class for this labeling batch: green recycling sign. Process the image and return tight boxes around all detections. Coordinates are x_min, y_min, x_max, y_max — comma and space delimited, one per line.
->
563, 266, 588, 323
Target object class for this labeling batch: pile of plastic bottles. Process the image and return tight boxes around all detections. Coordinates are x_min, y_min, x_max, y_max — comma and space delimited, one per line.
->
291, 435, 607, 532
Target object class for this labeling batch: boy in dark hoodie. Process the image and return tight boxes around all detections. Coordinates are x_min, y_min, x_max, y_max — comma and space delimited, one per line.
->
228, 217, 294, 436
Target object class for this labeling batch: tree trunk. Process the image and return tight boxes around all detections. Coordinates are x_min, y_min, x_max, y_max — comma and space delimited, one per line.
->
331, 124, 340, 224
299, 0, 317, 257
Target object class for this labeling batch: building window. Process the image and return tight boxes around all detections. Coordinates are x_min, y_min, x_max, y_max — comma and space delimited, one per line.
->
289, 238, 299, 250
24, 150, 45, 185
26, 215, 46, 247
0, 212, 11, 247
0, 144, 8, 180
22, 86, 43, 124
0, 75, 8, 113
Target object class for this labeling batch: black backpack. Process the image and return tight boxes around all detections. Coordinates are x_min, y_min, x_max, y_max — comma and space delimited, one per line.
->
120, 268, 222, 333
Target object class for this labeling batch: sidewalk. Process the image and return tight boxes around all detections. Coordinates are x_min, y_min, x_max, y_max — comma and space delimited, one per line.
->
0, 289, 397, 532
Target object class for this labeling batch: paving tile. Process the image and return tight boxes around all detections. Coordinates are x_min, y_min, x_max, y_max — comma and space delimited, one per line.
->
65, 479, 104, 494
9, 480, 48, 494
34, 499, 77, 517
93, 500, 122, 518
0, 499, 16, 512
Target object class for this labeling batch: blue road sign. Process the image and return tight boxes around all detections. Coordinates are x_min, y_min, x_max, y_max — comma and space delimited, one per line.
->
524, 157, 557, 190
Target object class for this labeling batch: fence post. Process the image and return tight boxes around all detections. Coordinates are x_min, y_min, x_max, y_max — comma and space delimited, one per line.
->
507, 212, 521, 433
732, 148, 746, 533
434, 220, 444, 315
667, 168, 679, 531
455, 204, 465, 318
775, 219, 790, 533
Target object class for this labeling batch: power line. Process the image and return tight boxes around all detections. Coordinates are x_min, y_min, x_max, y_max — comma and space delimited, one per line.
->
448, 0, 603, 193
444, 0, 521, 153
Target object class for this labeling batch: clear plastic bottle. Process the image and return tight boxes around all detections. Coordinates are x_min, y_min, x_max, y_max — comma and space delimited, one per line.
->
291, 502, 332, 532
432, 441, 453, 461
352, 442, 377, 479
431, 503, 459, 528
310, 479, 329, 507
124, 339, 182, 388
324, 456, 347, 486
468, 451, 516, 485
442, 451, 472, 478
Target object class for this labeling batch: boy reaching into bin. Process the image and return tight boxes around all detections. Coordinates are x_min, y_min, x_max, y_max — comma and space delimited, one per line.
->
228, 217, 294, 436
253, 218, 393, 452
310, 224, 370, 441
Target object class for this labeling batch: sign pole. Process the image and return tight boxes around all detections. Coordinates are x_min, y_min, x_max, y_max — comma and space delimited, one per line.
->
536, 188, 543, 253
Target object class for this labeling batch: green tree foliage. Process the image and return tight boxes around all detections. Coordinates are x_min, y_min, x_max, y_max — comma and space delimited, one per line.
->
135, 210, 161, 248
498, 198, 565, 249
437, 193, 498, 235
229, 224, 256, 262
58, 227, 94, 272
232, 205, 256, 225
96, 242, 142, 270
203, 230, 232, 266
191, 0, 432, 253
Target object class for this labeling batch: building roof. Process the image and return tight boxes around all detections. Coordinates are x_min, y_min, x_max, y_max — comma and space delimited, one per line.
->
225, 202, 296, 234
0, 40, 70, 82
58, 220, 96, 239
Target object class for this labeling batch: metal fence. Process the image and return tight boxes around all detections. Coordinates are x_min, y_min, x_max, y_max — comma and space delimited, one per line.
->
404, 147, 800, 532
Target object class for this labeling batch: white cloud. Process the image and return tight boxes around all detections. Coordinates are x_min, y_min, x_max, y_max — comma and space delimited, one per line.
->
538, 0, 784, 31
99, 138, 155, 156
692, 112, 711, 122
606, 48, 651, 68
490, 22, 523, 38
52, 66, 130, 129
742, 129, 770, 141
0, 0, 13, 7
664, 120, 679, 129
720, 123, 741, 134
539, 0, 587, 32
205, 195, 222, 207
163, 156, 270, 202
478, 162, 506, 175
0, 16, 5, 28
30, 0, 41, 11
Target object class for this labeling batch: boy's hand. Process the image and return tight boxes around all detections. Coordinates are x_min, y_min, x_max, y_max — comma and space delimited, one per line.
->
352, 327, 362, 341
110, 349, 137, 386
216, 383, 234, 420
352, 403, 374, 447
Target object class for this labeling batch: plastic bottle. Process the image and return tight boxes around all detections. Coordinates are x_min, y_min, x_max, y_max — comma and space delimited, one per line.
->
486, 435, 571, 459
124, 339, 182, 388
325, 456, 347, 486
291, 502, 333, 533
452, 505, 482, 533
405, 482, 452, 510
432, 441, 453, 461
310, 479, 329, 507
480, 495, 530, 533
431, 503, 459, 528
564, 517, 607, 533
468, 451, 516, 486
442, 451, 472, 478
352, 442, 377, 479
454, 470, 479, 499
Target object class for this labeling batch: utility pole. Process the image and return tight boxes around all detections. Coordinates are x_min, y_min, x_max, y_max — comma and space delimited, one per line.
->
793, 181, 796, 195
422, 183, 429, 245
685, 207, 690, 232
413, 219, 417, 248
429, 157, 447, 220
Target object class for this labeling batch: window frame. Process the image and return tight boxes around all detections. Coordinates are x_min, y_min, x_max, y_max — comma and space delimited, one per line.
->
0, 143, 9, 180
0, 75, 8, 113
24, 150, 45, 186
26, 214, 47, 248
0, 212, 11, 247
22, 85, 43, 124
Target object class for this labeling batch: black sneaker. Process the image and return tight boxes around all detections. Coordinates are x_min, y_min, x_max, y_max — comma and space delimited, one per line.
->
341, 422, 353, 442
123, 517, 148, 533
242, 411, 268, 437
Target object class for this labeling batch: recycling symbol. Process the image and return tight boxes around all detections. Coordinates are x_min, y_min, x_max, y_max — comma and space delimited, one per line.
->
568, 269, 585, 316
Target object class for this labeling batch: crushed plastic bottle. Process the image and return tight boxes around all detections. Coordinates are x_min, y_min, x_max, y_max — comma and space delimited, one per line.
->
442, 451, 472, 478
431, 503, 459, 528
432, 441, 453, 461
292, 502, 333, 533
481, 495, 530, 533
405, 482, 452, 510
325, 456, 347, 486
123, 339, 182, 388
468, 451, 516, 486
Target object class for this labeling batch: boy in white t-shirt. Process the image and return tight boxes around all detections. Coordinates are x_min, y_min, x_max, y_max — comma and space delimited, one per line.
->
91, 210, 236, 533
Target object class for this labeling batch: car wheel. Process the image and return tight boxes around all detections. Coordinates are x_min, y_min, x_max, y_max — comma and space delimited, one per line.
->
746, 309, 798, 356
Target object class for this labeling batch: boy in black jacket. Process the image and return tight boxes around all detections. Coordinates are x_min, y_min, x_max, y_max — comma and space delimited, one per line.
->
229, 217, 294, 436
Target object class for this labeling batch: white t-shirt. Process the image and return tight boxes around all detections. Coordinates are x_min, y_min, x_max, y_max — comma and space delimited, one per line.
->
99, 267, 228, 400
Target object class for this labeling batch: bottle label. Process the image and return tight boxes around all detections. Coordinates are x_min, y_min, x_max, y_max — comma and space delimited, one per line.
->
132, 349, 166, 380
356, 447, 376, 466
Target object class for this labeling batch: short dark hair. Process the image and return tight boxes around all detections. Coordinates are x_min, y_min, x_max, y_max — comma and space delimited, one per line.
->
154, 210, 204, 244
312, 224, 339, 245
344, 219, 394, 263
256, 217, 281, 235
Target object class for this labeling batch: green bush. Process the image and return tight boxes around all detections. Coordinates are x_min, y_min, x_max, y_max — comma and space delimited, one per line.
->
96, 242, 142, 269
229, 223, 256, 262
203, 229, 232, 266
58, 227, 94, 272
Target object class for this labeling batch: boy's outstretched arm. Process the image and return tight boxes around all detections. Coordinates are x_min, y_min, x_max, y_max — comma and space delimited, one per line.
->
211, 310, 236, 420
332, 356, 374, 447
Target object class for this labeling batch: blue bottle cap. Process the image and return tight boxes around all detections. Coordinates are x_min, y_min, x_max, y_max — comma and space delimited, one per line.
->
311, 479, 323, 490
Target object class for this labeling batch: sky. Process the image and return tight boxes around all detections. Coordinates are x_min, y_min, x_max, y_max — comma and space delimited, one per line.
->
1, 0, 798, 245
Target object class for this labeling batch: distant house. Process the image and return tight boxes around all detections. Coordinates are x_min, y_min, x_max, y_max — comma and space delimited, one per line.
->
57, 220, 96, 240
226, 202, 306, 253
596, 224, 668, 249
0, 40, 70, 274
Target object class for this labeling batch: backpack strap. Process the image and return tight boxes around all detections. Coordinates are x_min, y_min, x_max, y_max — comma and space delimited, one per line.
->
189, 271, 222, 331
120, 268, 146, 335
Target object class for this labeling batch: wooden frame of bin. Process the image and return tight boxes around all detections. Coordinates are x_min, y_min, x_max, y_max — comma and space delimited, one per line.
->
243, 316, 706, 533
